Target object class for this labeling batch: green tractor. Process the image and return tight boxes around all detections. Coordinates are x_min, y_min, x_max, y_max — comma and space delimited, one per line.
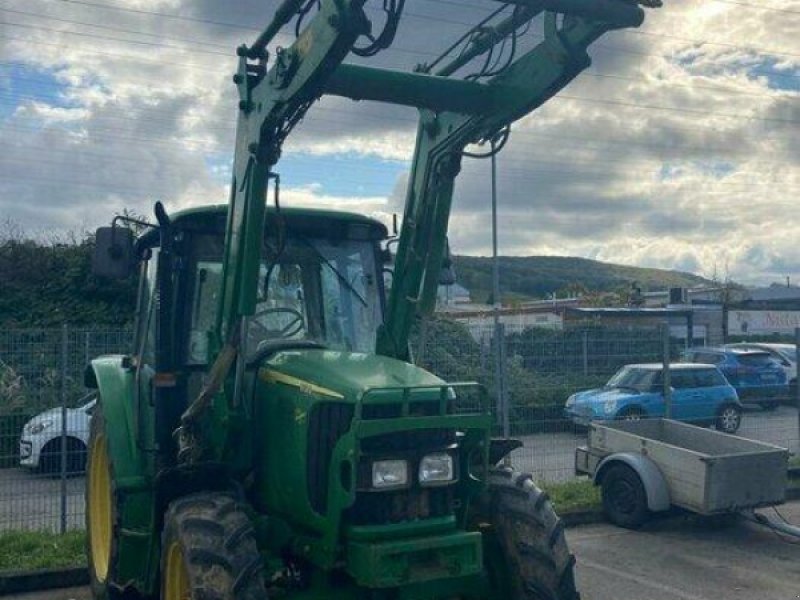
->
85, 1, 658, 598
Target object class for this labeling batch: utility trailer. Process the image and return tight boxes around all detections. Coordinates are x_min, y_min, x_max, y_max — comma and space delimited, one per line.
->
575, 419, 796, 532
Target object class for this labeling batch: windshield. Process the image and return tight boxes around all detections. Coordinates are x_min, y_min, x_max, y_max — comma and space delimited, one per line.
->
605, 367, 659, 392
186, 235, 382, 364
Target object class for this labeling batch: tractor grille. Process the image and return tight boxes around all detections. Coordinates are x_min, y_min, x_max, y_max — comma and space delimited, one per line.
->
307, 402, 354, 514
349, 430, 458, 526
349, 487, 455, 526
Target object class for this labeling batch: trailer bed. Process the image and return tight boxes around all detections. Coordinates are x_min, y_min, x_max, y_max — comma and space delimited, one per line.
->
577, 419, 789, 514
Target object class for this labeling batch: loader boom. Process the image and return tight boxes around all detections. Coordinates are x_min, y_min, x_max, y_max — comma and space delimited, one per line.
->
209, 0, 659, 416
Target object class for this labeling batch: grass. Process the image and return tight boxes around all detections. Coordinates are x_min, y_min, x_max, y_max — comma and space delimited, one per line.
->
541, 479, 601, 514
0, 530, 86, 572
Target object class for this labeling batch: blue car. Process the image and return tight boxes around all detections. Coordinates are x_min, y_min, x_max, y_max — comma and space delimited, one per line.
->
682, 347, 788, 410
564, 363, 743, 434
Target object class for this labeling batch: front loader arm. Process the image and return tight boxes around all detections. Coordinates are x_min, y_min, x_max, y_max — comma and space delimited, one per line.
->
180, 0, 372, 462
376, 4, 658, 360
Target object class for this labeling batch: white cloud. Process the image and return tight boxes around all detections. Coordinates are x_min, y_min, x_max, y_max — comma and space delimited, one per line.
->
0, 0, 798, 288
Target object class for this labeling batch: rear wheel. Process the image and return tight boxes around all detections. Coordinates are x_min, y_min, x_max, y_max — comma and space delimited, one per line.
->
600, 464, 649, 529
471, 468, 580, 599
161, 492, 267, 600
716, 404, 742, 434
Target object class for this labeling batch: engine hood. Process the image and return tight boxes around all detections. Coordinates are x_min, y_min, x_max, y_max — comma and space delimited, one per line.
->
571, 387, 638, 405
259, 349, 444, 400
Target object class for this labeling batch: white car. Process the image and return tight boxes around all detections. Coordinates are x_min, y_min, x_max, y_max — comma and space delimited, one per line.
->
19, 394, 95, 473
727, 343, 797, 388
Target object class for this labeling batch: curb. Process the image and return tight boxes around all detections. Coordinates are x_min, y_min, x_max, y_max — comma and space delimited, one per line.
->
0, 566, 88, 595
562, 509, 606, 528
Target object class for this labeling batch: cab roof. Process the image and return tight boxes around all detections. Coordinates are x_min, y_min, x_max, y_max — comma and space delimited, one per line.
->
138, 204, 388, 249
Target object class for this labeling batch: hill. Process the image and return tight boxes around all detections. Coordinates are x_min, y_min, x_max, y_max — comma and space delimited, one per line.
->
453, 255, 710, 304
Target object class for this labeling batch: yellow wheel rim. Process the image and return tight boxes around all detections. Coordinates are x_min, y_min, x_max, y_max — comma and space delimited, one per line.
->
165, 542, 191, 600
88, 433, 112, 582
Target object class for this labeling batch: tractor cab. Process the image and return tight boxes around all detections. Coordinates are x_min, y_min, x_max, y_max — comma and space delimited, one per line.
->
96, 205, 388, 369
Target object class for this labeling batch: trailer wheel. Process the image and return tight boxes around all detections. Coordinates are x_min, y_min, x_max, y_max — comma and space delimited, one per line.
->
600, 464, 650, 529
472, 468, 580, 600
161, 492, 267, 600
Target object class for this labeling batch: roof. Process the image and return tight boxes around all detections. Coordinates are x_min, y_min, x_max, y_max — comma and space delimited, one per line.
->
729, 342, 795, 351
138, 203, 388, 248
687, 346, 770, 356
747, 286, 800, 302
566, 307, 694, 318
623, 363, 719, 370
170, 204, 386, 230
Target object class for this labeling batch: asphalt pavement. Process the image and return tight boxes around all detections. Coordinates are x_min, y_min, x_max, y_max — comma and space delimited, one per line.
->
570, 500, 800, 600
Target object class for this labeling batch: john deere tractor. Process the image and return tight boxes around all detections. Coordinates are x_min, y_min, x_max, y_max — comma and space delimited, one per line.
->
86, 1, 658, 598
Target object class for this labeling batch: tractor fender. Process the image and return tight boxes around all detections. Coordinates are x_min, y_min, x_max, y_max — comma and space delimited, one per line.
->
85, 356, 148, 486
594, 452, 671, 513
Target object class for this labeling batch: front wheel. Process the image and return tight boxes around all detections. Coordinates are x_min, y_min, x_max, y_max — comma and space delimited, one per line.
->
471, 468, 580, 599
161, 492, 268, 600
716, 404, 742, 434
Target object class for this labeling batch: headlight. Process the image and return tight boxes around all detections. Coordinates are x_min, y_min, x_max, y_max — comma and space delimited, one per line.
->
419, 453, 455, 485
372, 460, 409, 489
27, 421, 53, 435
565, 394, 576, 408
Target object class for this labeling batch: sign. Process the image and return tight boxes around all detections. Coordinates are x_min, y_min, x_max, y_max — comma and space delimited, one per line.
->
728, 310, 800, 335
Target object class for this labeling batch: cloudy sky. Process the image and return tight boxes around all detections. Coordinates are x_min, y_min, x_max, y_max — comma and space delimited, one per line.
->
0, 0, 798, 286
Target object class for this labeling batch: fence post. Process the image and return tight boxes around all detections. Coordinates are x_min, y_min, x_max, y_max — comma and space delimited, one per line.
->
582, 330, 589, 376
59, 323, 68, 534
499, 323, 510, 441
416, 318, 428, 366
662, 324, 672, 419
84, 331, 91, 367
493, 322, 503, 428
795, 328, 799, 451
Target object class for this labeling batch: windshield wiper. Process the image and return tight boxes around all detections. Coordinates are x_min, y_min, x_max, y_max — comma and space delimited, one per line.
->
297, 236, 368, 308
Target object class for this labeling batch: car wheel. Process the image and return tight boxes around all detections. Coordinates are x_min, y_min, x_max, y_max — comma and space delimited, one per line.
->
716, 405, 742, 434
601, 464, 650, 529
762, 401, 779, 412
617, 407, 646, 422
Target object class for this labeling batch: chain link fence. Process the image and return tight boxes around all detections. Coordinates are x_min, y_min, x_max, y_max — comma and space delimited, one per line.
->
0, 323, 797, 532
0, 327, 131, 532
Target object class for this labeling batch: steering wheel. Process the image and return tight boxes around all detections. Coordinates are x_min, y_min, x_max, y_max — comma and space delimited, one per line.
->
249, 307, 305, 342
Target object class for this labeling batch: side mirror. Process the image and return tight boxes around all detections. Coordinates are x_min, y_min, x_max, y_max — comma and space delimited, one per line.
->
92, 227, 134, 279
439, 238, 456, 286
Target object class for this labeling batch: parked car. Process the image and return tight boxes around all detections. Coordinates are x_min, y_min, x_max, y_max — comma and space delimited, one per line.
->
19, 393, 95, 473
564, 363, 743, 434
725, 342, 797, 392
682, 347, 788, 410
